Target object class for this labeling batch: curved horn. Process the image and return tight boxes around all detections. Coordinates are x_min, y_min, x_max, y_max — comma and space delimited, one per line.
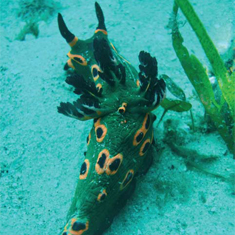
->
95, 2, 107, 31
58, 13, 75, 43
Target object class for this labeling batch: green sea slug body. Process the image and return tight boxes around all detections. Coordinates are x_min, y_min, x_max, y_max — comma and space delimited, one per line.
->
57, 2, 166, 235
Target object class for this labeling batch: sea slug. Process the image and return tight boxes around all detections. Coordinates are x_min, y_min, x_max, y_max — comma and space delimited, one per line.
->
57, 2, 166, 235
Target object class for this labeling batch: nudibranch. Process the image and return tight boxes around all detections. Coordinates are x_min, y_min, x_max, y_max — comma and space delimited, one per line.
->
57, 2, 166, 235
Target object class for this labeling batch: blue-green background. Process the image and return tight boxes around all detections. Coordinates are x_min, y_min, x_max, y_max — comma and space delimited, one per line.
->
0, 0, 234, 234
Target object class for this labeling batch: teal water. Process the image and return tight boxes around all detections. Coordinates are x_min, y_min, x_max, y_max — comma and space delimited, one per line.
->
0, 0, 234, 234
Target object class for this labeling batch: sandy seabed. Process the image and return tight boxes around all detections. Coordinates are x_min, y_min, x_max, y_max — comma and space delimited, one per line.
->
0, 0, 234, 234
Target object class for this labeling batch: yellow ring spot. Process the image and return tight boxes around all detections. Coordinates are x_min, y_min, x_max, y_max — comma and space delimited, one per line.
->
69, 220, 89, 235
118, 107, 125, 114
106, 154, 123, 175
133, 128, 146, 146
95, 124, 107, 143
139, 139, 151, 156
95, 149, 110, 175
97, 189, 107, 202
133, 114, 151, 146
120, 169, 134, 190
91, 64, 102, 81
67, 52, 87, 66
143, 113, 150, 130
118, 102, 128, 114
79, 159, 90, 180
